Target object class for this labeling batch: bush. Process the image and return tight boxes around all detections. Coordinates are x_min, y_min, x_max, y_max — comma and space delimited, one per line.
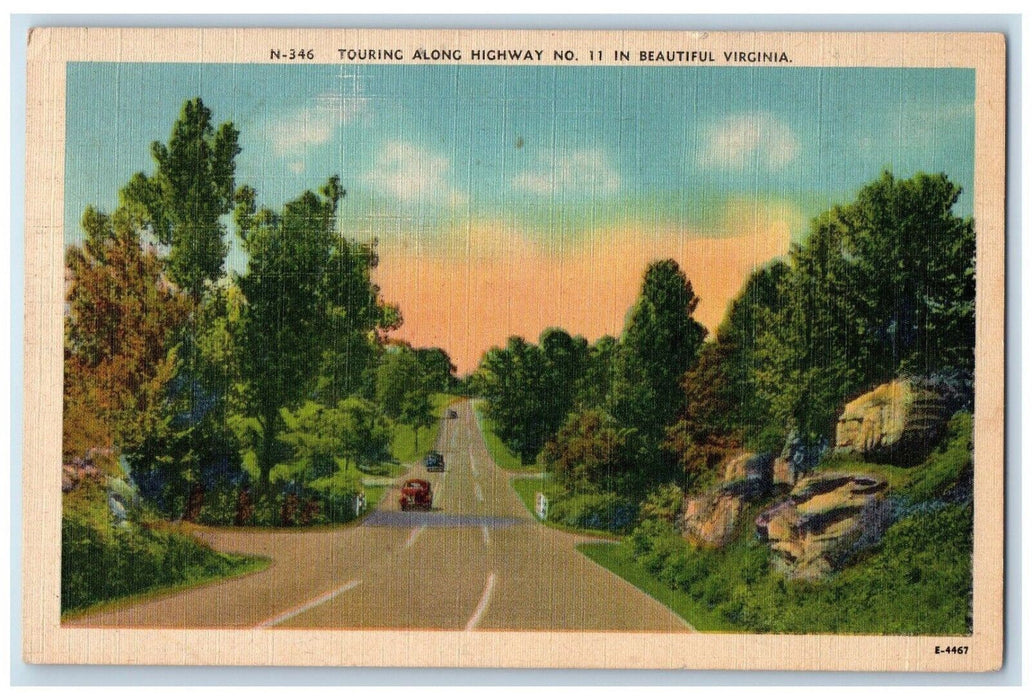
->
61, 498, 261, 614
626, 499, 972, 634
547, 491, 638, 533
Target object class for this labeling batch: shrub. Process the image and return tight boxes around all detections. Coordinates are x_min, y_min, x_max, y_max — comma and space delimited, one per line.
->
61, 499, 261, 614
547, 491, 638, 533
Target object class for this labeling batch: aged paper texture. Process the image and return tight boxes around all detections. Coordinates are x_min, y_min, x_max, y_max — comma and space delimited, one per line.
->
23, 27, 1005, 670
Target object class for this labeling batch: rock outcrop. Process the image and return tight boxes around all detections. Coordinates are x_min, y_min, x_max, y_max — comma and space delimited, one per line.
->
835, 379, 949, 465
755, 472, 891, 579
721, 451, 774, 498
682, 491, 746, 548
682, 451, 774, 548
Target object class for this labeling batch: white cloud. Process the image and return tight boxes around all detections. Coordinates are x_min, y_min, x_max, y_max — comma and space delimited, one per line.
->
699, 113, 800, 170
513, 148, 621, 197
269, 92, 368, 158
365, 141, 466, 207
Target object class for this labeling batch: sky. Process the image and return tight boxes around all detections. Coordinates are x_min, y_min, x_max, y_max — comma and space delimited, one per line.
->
65, 62, 976, 374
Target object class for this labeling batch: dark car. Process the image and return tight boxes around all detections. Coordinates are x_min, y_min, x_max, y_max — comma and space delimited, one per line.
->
424, 451, 445, 472
399, 478, 433, 511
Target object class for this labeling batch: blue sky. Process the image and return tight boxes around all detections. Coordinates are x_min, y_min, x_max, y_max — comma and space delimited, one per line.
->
63, 62, 976, 368
65, 62, 975, 250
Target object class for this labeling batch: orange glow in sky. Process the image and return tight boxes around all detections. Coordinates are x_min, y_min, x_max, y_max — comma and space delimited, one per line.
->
373, 205, 794, 375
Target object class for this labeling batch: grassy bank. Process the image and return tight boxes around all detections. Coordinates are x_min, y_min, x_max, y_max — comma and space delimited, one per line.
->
577, 542, 719, 631
471, 400, 539, 472
62, 486, 268, 616
389, 393, 459, 465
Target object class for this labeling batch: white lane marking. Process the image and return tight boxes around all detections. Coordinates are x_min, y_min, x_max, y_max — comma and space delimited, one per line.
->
469, 448, 478, 476
474, 482, 483, 502
465, 572, 497, 631
404, 525, 425, 549
481, 525, 490, 546
255, 580, 360, 629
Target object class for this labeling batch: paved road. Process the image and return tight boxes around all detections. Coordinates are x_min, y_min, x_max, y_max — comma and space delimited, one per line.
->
67, 400, 689, 631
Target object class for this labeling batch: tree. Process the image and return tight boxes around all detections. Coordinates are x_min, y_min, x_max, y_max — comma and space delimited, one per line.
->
473, 336, 550, 464
541, 409, 635, 494
415, 347, 458, 394
609, 259, 707, 488
749, 171, 976, 448
280, 398, 390, 479
64, 205, 190, 465
120, 97, 240, 301
375, 346, 436, 454
671, 261, 790, 483
234, 177, 356, 492
574, 335, 619, 410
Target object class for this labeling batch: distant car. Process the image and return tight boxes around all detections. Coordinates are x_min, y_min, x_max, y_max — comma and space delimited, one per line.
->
399, 478, 433, 511
446, 409, 458, 419
424, 451, 445, 472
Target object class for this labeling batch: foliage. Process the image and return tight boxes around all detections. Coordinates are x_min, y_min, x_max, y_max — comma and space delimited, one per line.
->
756, 172, 975, 447
64, 206, 190, 463
547, 491, 639, 534
61, 485, 264, 614
280, 398, 391, 478
540, 409, 635, 493
473, 336, 543, 463
119, 97, 240, 300
638, 483, 684, 525
234, 177, 388, 491
609, 259, 707, 490
621, 502, 972, 634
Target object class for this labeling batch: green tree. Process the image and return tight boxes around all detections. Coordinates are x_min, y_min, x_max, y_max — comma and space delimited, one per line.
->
234, 177, 369, 492
280, 398, 390, 479
120, 97, 240, 301
670, 261, 789, 483
574, 335, 619, 410
375, 345, 436, 454
473, 336, 549, 464
750, 171, 975, 448
415, 347, 458, 394
610, 259, 707, 488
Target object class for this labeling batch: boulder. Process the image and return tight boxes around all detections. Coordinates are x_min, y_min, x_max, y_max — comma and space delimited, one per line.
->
755, 471, 891, 579
61, 460, 100, 493
772, 457, 795, 487
682, 491, 746, 548
719, 451, 773, 499
835, 379, 949, 465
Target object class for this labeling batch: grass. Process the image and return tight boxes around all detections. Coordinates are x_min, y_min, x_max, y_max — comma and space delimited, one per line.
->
61, 484, 270, 615
510, 475, 623, 540
471, 399, 540, 472
62, 549, 269, 621
577, 542, 725, 631
510, 475, 550, 519
389, 393, 460, 465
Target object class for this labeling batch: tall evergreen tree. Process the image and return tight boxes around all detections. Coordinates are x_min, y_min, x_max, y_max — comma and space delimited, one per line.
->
609, 259, 707, 488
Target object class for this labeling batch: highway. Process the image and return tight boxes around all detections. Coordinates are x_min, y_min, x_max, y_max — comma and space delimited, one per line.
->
67, 400, 689, 631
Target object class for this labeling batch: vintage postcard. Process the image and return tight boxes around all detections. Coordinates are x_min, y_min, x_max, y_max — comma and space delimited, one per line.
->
23, 27, 1005, 671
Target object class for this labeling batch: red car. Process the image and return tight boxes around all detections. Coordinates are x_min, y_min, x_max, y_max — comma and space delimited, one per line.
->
399, 478, 433, 511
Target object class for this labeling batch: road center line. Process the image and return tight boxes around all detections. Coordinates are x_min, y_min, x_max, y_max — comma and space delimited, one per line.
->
404, 525, 425, 549
465, 572, 497, 631
474, 482, 483, 502
469, 448, 478, 476
255, 580, 360, 629
481, 525, 491, 546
